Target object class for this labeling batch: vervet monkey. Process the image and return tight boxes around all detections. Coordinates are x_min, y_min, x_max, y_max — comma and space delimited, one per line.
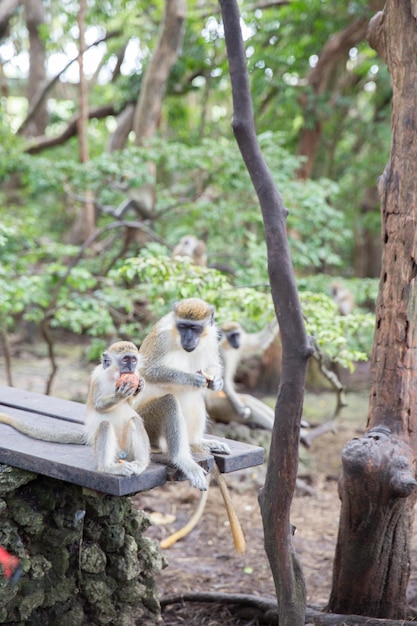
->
206, 319, 279, 429
0, 341, 151, 477
134, 297, 230, 492
85, 341, 150, 475
331, 282, 355, 315
172, 235, 207, 267
138, 299, 247, 551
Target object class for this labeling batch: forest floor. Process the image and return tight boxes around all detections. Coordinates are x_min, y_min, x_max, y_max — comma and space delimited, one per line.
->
2, 340, 417, 625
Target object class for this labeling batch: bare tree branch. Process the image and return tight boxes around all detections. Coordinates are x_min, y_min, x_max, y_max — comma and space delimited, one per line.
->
17, 29, 121, 135
218, 1, 313, 625
25, 104, 118, 153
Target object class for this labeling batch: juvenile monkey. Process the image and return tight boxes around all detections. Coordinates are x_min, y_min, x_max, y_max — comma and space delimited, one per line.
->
134, 297, 230, 491
0, 341, 151, 477
171, 235, 207, 267
206, 319, 279, 429
85, 340, 150, 475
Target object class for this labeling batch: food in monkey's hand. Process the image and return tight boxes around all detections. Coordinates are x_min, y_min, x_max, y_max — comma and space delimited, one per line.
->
116, 372, 141, 394
198, 369, 214, 385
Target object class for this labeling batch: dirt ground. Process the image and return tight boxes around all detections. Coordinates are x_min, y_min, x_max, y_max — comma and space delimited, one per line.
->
1, 340, 412, 625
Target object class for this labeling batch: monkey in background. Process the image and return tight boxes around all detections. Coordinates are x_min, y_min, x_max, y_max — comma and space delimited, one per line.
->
206, 319, 279, 430
0, 341, 151, 477
171, 235, 207, 267
331, 282, 355, 315
133, 297, 230, 491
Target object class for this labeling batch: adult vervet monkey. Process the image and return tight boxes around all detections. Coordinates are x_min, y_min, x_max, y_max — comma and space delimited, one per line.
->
171, 235, 208, 267
0, 341, 151, 477
206, 319, 279, 429
136, 298, 247, 551
134, 297, 230, 491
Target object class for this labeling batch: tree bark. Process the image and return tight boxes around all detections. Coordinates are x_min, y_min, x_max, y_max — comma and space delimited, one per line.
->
218, 2, 313, 625
328, 1, 417, 619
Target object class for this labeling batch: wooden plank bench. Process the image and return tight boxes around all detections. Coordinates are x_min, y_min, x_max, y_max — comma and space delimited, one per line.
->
0, 385, 264, 497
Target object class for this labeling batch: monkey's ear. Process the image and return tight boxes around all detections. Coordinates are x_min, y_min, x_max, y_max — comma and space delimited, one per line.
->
217, 329, 224, 342
102, 351, 111, 369
209, 307, 215, 326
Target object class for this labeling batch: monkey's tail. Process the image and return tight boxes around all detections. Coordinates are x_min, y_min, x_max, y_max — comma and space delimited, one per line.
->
160, 479, 210, 550
0, 413, 86, 444
212, 463, 246, 555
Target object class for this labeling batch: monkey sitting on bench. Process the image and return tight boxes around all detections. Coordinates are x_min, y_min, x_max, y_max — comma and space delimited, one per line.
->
134, 297, 230, 492
0, 341, 151, 476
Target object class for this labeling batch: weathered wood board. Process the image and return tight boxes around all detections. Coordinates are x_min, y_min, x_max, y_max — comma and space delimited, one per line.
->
0, 386, 264, 496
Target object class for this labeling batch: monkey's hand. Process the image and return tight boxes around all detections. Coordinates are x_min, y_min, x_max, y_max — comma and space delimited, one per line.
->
193, 372, 211, 388
198, 370, 223, 391
206, 376, 223, 392
134, 378, 145, 395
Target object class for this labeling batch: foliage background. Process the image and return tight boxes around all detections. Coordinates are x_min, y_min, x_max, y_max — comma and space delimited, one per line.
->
0, 0, 386, 376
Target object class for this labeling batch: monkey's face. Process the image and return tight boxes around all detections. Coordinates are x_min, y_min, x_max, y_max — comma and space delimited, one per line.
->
226, 331, 240, 350
176, 321, 204, 352
118, 353, 139, 374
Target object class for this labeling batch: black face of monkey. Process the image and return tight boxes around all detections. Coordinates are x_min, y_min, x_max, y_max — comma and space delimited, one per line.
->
119, 353, 138, 374
226, 331, 241, 350
176, 320, 204, 352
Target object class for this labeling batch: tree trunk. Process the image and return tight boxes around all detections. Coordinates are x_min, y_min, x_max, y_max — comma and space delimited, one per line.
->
67, 0, 96, 244
354, 186, 382, 278
114, 0, 186, 249
0, 0, 21, 40
328, 2, 417, 619
218, 2, 313, 625
23, 0, 48, 137
133, 0, 186, 143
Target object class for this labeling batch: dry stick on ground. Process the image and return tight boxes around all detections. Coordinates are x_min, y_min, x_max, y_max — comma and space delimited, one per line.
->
218, 1, 313, 625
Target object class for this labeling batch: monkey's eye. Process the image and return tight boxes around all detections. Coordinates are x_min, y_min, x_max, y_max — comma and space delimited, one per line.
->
178, 322, 202, 334
122, 355, 137, 364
